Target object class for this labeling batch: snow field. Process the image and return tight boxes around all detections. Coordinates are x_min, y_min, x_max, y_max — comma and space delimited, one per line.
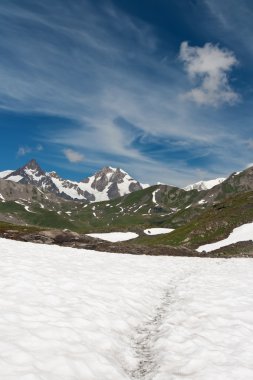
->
144, 228, 174, 235
86, 231, 139, 242
1, 238, 253, 379
87, 228, 174, 241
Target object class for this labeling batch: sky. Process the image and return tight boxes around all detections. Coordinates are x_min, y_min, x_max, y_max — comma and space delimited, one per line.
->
0, 0, 253, 186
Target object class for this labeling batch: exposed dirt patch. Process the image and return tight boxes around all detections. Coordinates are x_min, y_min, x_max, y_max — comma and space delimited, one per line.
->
129, 288, 172, 379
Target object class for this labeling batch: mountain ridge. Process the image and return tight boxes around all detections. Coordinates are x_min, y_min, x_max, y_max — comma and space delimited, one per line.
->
0, 159, 231, 195
184, 177, 226, 191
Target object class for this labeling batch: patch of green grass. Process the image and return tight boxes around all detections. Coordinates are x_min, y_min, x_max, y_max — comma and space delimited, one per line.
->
0, 202, 25, 213
0, 220, 42, 233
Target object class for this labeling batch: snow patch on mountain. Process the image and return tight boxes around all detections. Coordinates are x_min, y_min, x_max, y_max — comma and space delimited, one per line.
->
0, 170, 14, 179
5, 174, 23, 182
86, 232, 139, 242
197, 222, 253, 252
152, 189, 159, 204
140, 183, 150, 189
144, 228, 174, 235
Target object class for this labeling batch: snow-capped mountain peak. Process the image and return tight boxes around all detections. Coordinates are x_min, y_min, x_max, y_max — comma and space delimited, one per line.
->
48, 165, 143, 202
1, 160, 145, 202
184, 177, 226, 191
4, 159, 59, 194
79, 166, 143, 201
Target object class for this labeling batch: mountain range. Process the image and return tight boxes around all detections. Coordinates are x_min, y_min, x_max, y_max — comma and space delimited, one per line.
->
1, 159, 253, 255
1, 159, 146, 202
0, 159, 226, 201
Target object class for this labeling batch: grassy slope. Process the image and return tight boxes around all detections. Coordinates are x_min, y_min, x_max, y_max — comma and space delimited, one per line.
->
2, 184, 253, 251
0, 186, 208, 233
134, 191, 253, 248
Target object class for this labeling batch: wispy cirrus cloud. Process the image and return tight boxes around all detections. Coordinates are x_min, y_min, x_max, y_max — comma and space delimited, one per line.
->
0, 0, 248, 185
179, 41, 239, 106
17, 144, 43, 157
204, 0, 253, 57
17, 146, 31, 157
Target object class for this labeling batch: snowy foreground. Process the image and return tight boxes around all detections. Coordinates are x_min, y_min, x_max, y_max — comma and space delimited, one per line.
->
1, 238, 253, 380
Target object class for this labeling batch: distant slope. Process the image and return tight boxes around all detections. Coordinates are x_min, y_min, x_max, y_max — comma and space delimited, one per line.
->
184, 177, 226, 191
134, 190, 253, 249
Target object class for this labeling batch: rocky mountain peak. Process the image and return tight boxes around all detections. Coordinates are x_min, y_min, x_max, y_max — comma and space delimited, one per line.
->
77, 166, 143, 199
24, 158, 41, 170
19, 159, 45, 177
4, 159, 59, 195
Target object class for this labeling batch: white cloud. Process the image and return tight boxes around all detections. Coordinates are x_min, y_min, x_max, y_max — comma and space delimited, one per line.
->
179, 41, 239, 106
63, 149, 85, 163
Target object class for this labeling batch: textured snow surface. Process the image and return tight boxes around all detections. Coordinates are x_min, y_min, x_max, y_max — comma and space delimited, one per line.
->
197, 222, 253, 252
144, 228, 174, 235
86, 232, 139, 242
1, 238, 253, 380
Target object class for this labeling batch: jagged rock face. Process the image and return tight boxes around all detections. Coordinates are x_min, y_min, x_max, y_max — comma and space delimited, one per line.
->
1, 160, 144, 202
0, 178, 61, 203
107, 182, 120, 199
129, 181, 143, 193
91, 172, 109, 192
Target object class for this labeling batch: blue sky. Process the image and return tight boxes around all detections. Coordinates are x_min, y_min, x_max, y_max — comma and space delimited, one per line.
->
0, 0, 253, 186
